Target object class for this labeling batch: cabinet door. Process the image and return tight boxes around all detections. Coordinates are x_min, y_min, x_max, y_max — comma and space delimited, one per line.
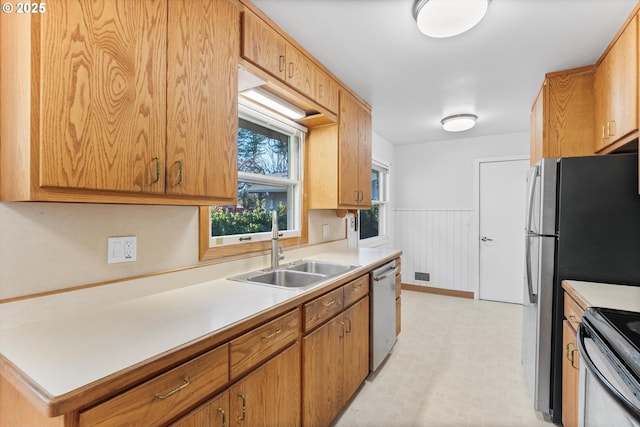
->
171, 391, 229, 427
40, 0, 167, 193
342, 296, 370, 404
314, 69, 339, 113
338, 91, 361, 207
357, 104, 373, 206
285, 45, 315, 99
167, 0, 238, 200
241, 11, 286, 80
595, 16, 638, 151
230, 344, 301, 427
302, 316, 343, 427
562, 320, 580, 427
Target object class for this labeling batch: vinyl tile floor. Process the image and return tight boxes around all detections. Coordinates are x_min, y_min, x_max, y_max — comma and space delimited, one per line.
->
333, 290, 552, 427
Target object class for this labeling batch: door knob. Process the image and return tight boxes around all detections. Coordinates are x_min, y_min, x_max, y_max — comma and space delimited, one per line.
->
481, 236, 493, 242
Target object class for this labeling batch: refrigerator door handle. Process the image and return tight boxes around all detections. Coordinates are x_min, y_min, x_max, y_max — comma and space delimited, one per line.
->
525, 235, 538, 304
526, 164, 540, 234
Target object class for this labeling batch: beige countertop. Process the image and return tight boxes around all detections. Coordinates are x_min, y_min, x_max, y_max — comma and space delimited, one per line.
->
562, 280, 640, 312
0, 247, 400, 401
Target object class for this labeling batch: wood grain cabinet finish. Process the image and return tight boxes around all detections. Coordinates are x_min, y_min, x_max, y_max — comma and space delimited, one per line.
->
170, 391, 229, 427
562, 320, 580, 427
395, 259, 402, 336
561, 292, 584, 427
0, 0, 238, 204
307, 91, 373, 209
529, 67, 596, 166
343, 275, 369, 308
229, 343, 301, 427
229, 309, 299, 380
240, 8, 338, 113
78, 344, 229, 427
302, 296, 369, 427
594, 14, 638, 153
304, 287, 345, 332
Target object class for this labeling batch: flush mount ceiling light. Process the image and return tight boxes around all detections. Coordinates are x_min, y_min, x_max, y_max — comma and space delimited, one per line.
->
413, 0, 490, 38
441, 114, 477, 132
241, 87, 306, 120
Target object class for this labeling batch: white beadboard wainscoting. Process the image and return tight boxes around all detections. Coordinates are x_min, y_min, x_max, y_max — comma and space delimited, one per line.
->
394, 209, 474, 294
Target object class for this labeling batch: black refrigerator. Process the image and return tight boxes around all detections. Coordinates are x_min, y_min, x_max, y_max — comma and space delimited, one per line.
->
522, 152, 640, 423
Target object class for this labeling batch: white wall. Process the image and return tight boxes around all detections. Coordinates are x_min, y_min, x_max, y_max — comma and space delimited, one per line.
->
0, 203, 347, 300
393, 131, 529, 293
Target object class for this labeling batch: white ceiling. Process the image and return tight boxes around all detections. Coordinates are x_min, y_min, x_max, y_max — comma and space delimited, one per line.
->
251, 0, 637, 145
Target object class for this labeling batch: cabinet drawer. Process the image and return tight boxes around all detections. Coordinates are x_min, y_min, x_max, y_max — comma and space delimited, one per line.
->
304, 287, 344, 331
343, 275, 369, 307
79, 344, 229, 427
564, 293, 584, 331
229, 309, 299, 380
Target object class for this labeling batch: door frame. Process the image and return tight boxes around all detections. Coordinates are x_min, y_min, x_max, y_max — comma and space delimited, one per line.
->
472, 155, 529, 299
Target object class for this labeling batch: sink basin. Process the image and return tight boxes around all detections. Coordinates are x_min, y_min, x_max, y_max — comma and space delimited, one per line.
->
243, 270, 326, 288
228, 260, 359, 290
285, 260, 358, 277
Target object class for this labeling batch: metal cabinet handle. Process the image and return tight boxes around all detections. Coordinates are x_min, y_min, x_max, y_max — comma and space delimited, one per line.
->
175, 160, 183, 186
288, 62, 294, 79
570, 349, 579, 370
154, 377, 190, 399
278, 55, 285, 73
322, 299, 336, 307
151, 157, 161, 184
345, 317, 352, 333
481, 236, 493, 242
218, 408, 226, 427
608, 120, 616, 137
339, 320, 345, 338
568, 314, 578, 323
566, 342, 575, 360
262, 328, 281, 340
237, 393, 246, 421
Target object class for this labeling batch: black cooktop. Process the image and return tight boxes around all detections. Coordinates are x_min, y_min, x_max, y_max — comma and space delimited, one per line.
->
583, 307, 640, 380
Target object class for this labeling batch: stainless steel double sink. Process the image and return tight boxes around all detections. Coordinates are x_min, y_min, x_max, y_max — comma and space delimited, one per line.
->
228, 260, 359, 290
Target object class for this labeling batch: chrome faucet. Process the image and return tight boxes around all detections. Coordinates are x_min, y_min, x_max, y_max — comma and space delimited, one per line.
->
271, 210, 284, 269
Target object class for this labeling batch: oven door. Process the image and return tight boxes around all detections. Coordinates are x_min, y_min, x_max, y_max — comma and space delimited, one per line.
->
578, 323, 640, 427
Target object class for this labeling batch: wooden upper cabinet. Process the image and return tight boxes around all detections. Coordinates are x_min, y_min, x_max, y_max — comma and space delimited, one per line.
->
338, 91, 372, 208
594, 14, 638, 152
40, 0, 167, 194
307, 90, 372, 210
241, 9, 286, 80
240, 8, 339, 114
166, 0, 238, 200
529, 67, 595, 166
314, 68, 339, 113
0, 0, 238, 204
285, 44, 315, 99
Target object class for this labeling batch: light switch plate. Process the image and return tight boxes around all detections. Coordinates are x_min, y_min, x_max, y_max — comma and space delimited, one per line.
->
108, 236, 137, 264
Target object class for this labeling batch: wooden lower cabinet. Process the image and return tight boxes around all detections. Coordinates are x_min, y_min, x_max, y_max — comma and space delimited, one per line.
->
562, 320, 580, 427
229, 343, 301, 427
302, 296, 369, 427
171, 391, 229, 427
173, 343, 300, 427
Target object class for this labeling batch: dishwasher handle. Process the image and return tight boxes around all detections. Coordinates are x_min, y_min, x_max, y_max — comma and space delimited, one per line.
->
373, 267, 398, 282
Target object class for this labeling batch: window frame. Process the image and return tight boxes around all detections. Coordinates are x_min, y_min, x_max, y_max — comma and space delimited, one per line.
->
199, 99, 308, 260
359, 159, 390, 246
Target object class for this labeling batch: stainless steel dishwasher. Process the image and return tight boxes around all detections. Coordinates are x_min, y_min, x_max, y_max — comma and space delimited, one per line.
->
370, 260, 398, 372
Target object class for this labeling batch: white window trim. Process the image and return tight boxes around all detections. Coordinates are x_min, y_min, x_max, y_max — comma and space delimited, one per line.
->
359, 159, 391, 247
209, 99, 306, 248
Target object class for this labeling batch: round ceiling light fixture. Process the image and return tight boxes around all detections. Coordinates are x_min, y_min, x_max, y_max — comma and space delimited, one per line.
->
441, 114, 478, 132
413, 0, 490, 38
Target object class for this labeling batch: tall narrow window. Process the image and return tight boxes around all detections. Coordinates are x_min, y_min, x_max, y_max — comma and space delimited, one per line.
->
359, 161, 389, 241
209, 101, 305, 247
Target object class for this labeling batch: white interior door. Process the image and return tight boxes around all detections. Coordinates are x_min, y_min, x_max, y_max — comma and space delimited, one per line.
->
479, 159, 529, 303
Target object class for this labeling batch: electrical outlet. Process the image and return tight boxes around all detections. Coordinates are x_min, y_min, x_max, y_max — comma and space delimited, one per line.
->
322, 224, 330, 239
108, 236, 137, 264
